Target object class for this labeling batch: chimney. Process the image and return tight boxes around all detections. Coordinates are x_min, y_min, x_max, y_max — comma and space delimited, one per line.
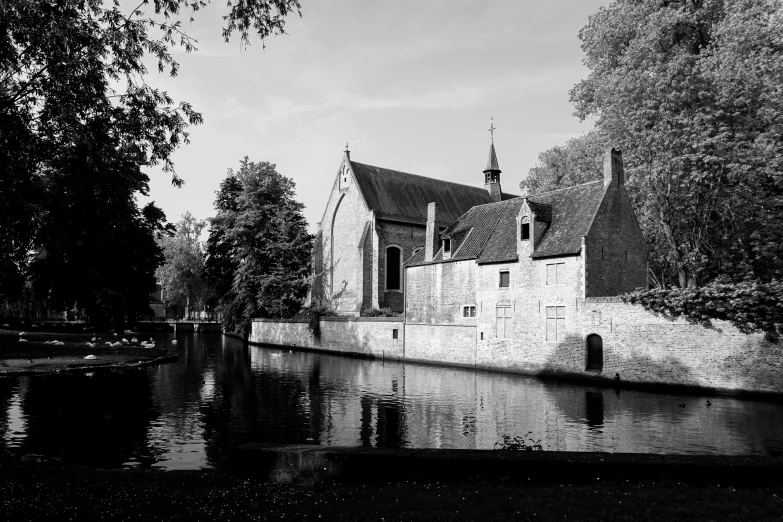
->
425, 202, 439, 262
603, 148, 624, 188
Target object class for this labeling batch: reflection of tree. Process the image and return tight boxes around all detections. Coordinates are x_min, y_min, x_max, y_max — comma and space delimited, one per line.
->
18, 372, 161, 468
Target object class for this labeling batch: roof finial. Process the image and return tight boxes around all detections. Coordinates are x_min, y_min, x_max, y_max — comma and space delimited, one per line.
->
489, 117, 496, 144
344, 142, 350, 159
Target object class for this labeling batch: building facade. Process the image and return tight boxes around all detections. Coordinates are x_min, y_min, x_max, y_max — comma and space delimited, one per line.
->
310, 144, 515, 315
404, 147, 648, 373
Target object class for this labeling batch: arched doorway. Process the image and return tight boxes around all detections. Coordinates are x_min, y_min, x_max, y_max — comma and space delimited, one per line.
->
586, 334, 603, 371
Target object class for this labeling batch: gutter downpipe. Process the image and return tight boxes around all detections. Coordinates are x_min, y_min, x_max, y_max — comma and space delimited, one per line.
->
402, 265, 407, 360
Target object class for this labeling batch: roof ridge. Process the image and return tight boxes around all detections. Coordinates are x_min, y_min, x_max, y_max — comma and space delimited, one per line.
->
528, 179, 602, 197
350, 160, 490, 194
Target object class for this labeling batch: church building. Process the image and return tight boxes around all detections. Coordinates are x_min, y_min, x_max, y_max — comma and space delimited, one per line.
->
310, 135, 517, 315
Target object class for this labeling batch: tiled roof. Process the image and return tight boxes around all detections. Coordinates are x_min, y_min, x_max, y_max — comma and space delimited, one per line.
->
406, 180, 606, 266
527, 180, 605, 258
406, 199, 523, 266
350, 161, 515, 224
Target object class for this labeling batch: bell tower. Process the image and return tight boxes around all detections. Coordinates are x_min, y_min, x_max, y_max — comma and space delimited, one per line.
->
484, 117, 502, 202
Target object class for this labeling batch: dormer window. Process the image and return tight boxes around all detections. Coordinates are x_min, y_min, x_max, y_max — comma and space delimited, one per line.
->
443, 239, 451, 254
521, 222, 530, 240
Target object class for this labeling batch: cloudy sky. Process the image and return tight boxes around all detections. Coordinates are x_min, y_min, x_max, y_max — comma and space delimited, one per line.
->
139, 0, 609, 232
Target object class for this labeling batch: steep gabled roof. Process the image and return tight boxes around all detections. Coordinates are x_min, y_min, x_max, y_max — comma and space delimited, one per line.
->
406, 198, 524, 266
527, 180, 605, 258
406, 180, 607, 267
350, 161, 516, 224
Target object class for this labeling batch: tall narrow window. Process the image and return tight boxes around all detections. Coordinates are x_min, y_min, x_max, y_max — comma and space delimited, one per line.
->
546, 263, 565, 285
443, 239, 451, 253
386, 246, 402, 291
496, 305, 512, 338
499, 271, 510, 288
521, 222, 530, 240
546, 306, 566, 341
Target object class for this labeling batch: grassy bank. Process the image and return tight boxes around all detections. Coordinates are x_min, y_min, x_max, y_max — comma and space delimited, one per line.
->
1, 459, 781, 521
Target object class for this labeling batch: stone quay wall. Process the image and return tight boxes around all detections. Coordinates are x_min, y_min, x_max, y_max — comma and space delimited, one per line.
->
251, 317, 404, 360
250, 301, 783, 394
582, 298, 783, 394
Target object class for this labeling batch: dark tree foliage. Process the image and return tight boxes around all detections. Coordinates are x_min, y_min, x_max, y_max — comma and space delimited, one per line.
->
0, 0, 301, 320
521, 129, 606, 195
207, 158, 313, 335
569, 0, 783, 289
204, 173, 242, 302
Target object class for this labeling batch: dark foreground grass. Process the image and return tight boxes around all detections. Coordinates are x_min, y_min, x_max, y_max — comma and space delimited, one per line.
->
1, 460, 782, 521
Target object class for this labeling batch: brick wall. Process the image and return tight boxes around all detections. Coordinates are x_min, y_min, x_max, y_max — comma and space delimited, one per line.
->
581, 298, 783, 393
376, 221, 426, 312
585, 186, 647, 296
405, 261, 477, 324
251, 317, 404, 359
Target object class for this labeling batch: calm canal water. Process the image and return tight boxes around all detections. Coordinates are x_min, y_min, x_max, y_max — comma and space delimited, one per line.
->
1, 332, 782, 470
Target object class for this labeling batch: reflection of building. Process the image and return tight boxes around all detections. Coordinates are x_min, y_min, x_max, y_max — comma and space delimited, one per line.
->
149, 284, 165, 319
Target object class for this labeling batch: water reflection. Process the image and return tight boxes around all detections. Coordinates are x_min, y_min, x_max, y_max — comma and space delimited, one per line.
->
0, 332, 781, 470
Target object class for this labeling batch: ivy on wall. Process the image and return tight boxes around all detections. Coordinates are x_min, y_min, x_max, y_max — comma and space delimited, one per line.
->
622, 281, 783, 343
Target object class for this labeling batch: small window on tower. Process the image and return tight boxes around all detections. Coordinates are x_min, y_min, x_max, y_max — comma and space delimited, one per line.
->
443, 239, 451, 253
521, 223, 530, 240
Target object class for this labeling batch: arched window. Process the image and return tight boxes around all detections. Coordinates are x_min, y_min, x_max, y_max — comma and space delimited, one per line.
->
386, 245, 402, 291
586, 334, 603, 371
520, 216, 530, 240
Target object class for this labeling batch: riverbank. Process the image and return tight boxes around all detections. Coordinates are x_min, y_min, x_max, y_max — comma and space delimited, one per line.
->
0, 330, 177, 375
1, 453, 781, 521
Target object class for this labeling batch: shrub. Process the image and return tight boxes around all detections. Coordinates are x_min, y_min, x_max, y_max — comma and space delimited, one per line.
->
301, 304, 337, 339
494, 433, 543, 452
361, 307, 401, 318
622, 280, 783, 343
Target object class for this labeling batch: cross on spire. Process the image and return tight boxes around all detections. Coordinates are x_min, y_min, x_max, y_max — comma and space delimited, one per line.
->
489, 117, 496, 143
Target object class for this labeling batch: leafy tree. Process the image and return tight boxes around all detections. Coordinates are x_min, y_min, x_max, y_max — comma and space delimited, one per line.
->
157, 212, 212, 318
28, 115, 171, 327
0, 0, 301, 317
207, 158, 313, 335
204, 173, 243, 303
568, 0, 783, 289
521, 129, 606, 194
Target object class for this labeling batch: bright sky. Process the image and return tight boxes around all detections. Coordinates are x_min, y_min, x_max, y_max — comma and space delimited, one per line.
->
139, 0, 608, 232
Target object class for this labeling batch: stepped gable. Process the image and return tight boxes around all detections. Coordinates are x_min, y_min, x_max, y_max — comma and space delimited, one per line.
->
350, 161, 516, 225
526, 180, 604, 258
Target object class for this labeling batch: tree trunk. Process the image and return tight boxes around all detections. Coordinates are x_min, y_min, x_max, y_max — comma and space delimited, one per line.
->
660, 211, 689, 288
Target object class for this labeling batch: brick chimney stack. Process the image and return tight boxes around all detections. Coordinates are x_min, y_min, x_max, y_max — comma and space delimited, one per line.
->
425, 202, 439, 262
603, 148, 624, 188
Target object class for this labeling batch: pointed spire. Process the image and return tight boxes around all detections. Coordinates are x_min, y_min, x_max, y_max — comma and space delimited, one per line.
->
483, 117, 501, 174
483, 117, 502, 201
484, 142, 500, 173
